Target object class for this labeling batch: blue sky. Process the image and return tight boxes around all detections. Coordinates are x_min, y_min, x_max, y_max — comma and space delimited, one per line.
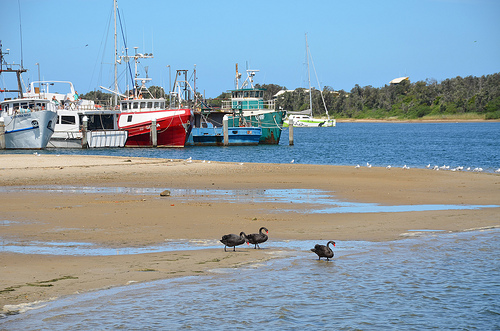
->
1, 0, 499, 99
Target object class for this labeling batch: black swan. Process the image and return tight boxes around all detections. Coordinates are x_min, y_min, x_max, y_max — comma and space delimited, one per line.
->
220, 232, 248, 251
246, 227, 269, 249
311, 241, 336, 261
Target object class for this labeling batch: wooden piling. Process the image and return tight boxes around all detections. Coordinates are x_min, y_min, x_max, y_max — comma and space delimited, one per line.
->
81, 116, 88, 149
223, 115, 229, 146
151, 119, 157, 147
0, 117, 5, 149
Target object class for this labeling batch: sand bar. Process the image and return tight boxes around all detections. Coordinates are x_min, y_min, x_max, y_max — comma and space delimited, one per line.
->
1, 154, 499, 310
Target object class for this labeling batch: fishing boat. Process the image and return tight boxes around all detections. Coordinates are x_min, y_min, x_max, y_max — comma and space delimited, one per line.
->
187, 109, 261, 146
0, 44, 57, 149
24, 81, 127, 148
221, 66, 285, 144
116, 61, 192, 147
284, 34, 336, 128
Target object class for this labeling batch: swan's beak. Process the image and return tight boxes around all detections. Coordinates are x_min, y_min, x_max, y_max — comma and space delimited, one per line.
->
333, 243, 336, 246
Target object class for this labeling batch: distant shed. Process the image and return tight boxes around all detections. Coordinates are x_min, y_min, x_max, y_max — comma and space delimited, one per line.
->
389, 77, 410, 85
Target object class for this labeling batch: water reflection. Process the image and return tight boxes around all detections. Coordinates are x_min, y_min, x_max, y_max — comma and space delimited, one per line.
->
1, 186, 498, 214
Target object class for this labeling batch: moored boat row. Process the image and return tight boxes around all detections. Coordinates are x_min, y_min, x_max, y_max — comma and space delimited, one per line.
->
1, 45, 285, 150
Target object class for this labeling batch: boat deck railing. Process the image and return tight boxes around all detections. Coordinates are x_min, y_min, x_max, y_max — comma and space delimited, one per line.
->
221, 99, 275, 111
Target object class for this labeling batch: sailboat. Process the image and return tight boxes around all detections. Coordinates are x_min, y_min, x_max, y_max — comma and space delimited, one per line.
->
285, 34, 336, 127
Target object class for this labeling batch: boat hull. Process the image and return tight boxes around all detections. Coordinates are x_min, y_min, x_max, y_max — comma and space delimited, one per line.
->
50, 109, 127, 148
3, 110, 57, 149
284, 116, 336, 127
187, 127, 261, 146
228, 110, 284, 145
118, 109, 192, 147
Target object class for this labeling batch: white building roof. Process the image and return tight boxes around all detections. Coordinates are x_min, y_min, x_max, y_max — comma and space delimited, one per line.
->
389, 77, 409, 84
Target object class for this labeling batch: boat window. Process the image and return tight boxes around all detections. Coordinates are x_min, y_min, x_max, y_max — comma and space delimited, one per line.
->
61, 115, 76, 125
122, 103, 128, 110
127, 115, 133, 122
133, 102, 138, 109
13, 103, 19, 111
158, 102, 163, 109
140, 102, 146, 109
21, 102, 28, 109
154, 102, 159, 108
147, 102, 153, 109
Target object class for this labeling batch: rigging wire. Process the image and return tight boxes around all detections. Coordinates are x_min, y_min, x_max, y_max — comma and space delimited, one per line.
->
17, 0, 24, 70
117, 8, 134, 92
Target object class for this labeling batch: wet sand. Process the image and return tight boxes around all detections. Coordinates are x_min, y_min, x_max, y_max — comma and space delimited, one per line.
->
1, 154, 499, 311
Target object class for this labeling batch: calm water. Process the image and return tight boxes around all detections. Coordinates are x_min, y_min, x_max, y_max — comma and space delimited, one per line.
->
1, 123, 500, 329
2, 122, 500, 170
2, 229, 499, 330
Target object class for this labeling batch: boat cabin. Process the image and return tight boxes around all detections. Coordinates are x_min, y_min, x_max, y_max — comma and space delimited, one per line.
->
228, 88, 268, 110
0, 99, 56, 116
120, 99, 166, 111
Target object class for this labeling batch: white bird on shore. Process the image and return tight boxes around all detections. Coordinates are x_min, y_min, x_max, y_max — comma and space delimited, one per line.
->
403, 165, 410, 170
495, 168, 500, 173
426, 164, 431, 168
386, 165, 392, 169
433, 165, 439, 170
466, 167, 471, 171
355, 164, 360, 169
366, 162, 372, 168
290, 159, 295, 163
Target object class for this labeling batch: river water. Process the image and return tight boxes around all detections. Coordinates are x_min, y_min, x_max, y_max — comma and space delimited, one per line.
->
2, 122, 500, 171
1, 229, 499, 330
1, 122, 499, 329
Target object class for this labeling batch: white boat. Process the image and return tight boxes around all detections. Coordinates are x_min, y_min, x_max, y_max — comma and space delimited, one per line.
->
25, 81, 127, 148
285, 34, 336, 128
0, 98, 58, 149
0, 44, 57, 149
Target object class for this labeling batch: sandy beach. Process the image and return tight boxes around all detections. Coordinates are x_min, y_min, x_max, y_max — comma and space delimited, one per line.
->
1, 154, 499, 311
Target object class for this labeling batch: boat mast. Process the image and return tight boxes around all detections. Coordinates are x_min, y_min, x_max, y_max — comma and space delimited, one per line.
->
0, 41, 27, 98
113, 0, 118, 106
306, 33, 312, 116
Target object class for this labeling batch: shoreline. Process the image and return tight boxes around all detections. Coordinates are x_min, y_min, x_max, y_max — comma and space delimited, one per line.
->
1, 154, 499, 311
336, 118, 500, 123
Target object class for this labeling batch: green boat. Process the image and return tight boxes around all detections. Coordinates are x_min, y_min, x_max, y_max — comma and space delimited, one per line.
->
222, 67, 285, 144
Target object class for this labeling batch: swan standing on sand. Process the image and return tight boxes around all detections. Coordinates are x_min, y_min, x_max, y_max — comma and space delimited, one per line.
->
311, 241, 336, 261
246, 227, 269, 249
220, 232, 248, 252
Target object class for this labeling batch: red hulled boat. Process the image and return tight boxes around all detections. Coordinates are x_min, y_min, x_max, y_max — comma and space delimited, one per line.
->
118, 100, 192, 147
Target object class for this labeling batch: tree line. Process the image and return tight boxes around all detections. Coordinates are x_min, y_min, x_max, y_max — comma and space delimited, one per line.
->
266, 72, 500, 120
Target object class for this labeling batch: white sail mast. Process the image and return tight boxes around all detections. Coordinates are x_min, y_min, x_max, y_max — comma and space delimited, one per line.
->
306, 33, 313, 116
114, 0, 118, 106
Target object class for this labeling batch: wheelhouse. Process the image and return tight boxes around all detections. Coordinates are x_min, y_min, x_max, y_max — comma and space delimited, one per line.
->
120, 99, 166, 111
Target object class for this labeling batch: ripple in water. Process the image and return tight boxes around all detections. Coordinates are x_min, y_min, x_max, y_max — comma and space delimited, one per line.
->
2, 229, 499, 329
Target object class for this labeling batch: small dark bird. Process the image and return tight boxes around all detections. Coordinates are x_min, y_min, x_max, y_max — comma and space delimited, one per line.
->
220, 232, 248, 252
311, 241, 336, 261
246, 227, 269, 249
